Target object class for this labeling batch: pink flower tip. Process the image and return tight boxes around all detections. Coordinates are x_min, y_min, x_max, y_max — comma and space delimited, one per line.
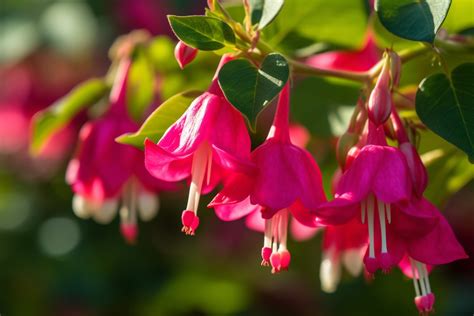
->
181, 210, 200, 236
367, 85, 392, 126
363, 256, 379, 275
120, 223, 138, 245
414, 293, 435, 315
261, 247, 272, 266
279, 250, 291, 271
174, 41, 198, 69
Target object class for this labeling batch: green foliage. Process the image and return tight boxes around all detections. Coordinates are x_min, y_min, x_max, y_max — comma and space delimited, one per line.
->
416, 63, 474, 161
30, 78, 108, 154
265, 0, 368, 50
127, 47, 155, 121
116, 90, 201, 149
375, 0, 451, 43
168, 15, 235, 51
291, 78, 361, 137
249, 0, 284, 30
218, 53, 289, 129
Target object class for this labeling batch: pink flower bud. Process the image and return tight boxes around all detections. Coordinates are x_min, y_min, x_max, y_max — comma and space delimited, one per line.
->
399, 142, 428, 197
367, 58, 393, 126
367, 79, 392, 126
174, 41, 198, 69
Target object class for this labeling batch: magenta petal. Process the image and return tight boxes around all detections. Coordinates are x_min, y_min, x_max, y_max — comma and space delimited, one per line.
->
213, 197, 260, 222
315, 195, 360, 225
157, 92, 220, 156
392, 197, 439, 239
251, 141, 326, 211
208, 172, 254, 207
290, 217, 320, 241
245, 209, 265, 232
336, 146, 382, 201
144, 138, 193, 182
289, 200, 319, 228
408, 216, 468, 265
371, 147, 412, 203
212, 145, 256, 175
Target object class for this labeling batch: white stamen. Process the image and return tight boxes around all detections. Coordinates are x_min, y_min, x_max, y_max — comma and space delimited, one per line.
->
186, 143, 209, 214
361, 199, 366, 224
264, 218, 273, 248
410, 258, 421, 297
367, 194, 375, 258
421, 263, 432, 294
416, 261, 427, 296
377, 199, 388, 253
278, 209, 289, 251
385, 203, 391, 224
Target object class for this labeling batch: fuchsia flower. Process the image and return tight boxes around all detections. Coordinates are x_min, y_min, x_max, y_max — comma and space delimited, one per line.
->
67, 58, 174, 244
209, 84, 326, 273
145, 54, 253, 235
315, 122, 440, 273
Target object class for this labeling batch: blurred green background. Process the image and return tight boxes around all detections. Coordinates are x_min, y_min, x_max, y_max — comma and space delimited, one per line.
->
0, 0, 473, 315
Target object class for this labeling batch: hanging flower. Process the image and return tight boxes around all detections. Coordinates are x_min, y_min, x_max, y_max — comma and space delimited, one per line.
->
209, 84, 326, 273
67, 58, 175, 244
144, 54, 254, 235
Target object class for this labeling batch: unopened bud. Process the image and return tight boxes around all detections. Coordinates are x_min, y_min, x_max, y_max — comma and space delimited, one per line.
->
337, 132, 359, 170
368, 85, 392, 126
174, 41, 198, 69
399, 142, 428, 197
138, 192, 160, 222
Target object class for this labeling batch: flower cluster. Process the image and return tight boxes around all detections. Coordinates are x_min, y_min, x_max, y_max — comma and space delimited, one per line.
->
64, 36, 467, 315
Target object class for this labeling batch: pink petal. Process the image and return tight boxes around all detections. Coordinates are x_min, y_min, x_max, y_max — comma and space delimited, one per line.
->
392, 197, 440, 239
213, 196, 261, 222
157, 92, 220, 156
144, 138, 193, 182
290, 216, 320, 241
408, 216, 468, 265
245, 209, 265, 232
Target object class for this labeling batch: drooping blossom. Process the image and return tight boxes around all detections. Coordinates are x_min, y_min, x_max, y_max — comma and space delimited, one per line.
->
209, 84, 326, 273
145, 54, 253, 235
315, 122, 440, 273
67, 58, 175, 243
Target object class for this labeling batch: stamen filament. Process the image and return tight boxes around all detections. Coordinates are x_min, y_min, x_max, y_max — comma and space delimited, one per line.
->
377, 199, 388, 253
367, 194, 375, 258
410, 258, 421, 297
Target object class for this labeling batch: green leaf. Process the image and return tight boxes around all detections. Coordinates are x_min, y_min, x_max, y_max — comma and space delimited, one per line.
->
416, 62, 474, 161
168, 15, 235, 51
249, 0, 284, 29
127, 48, 155, 121
30, 78, 108, 154
265, 0, 367, 49
291, 77, 361, 137
218, 53, 289, 129
116, 90, 202, 149
375, 0, 451, 43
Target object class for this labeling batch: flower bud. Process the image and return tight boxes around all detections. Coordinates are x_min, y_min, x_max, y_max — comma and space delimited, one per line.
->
174, 41, 198, 69
336, 132, 359, 170
399, 142, 428, 197
367, 79, 392, 126
368, 56, 393, 126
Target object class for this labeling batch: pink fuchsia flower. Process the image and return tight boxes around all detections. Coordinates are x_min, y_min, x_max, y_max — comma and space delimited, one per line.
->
67, 58, 174, 244
209, 84, 326, 273
314, 123, 443, 273
144, 54, 253, 235
306, 32, 380, 72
